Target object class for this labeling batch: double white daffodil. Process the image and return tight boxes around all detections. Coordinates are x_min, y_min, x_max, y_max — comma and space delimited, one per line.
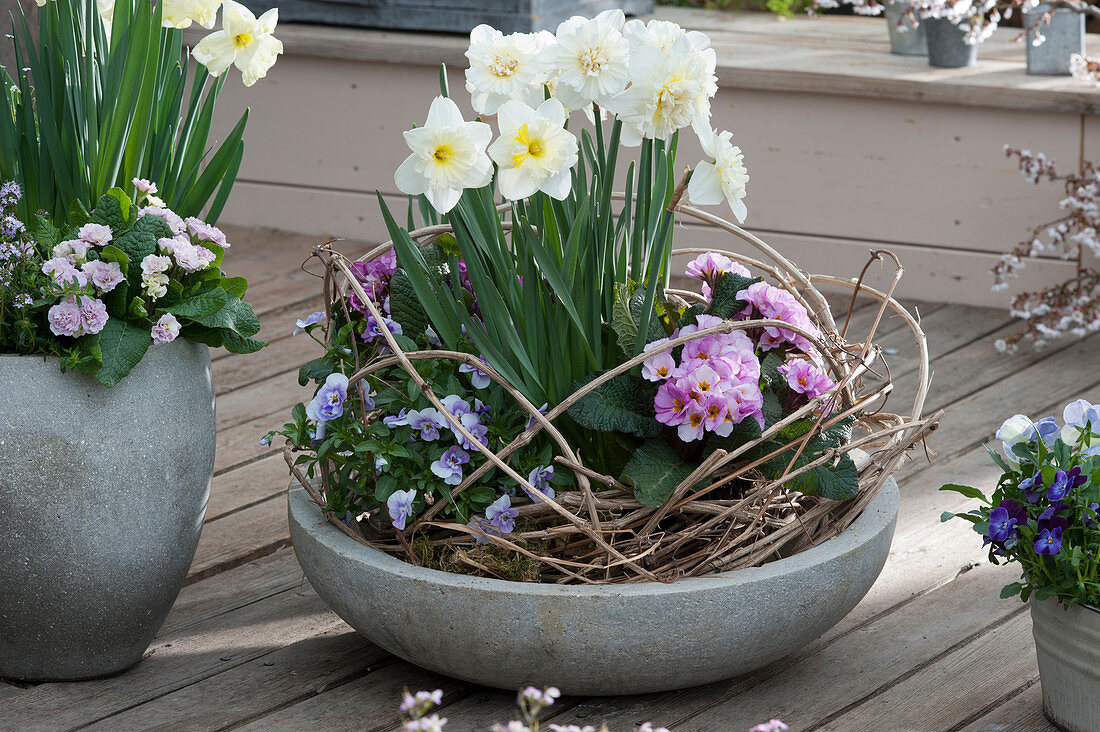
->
465, 25, 554, 116
540, 9, 630, 112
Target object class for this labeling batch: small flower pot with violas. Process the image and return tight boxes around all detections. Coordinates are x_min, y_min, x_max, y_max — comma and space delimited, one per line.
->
274, 12, 936, 695
0, 0, 280, 681
942, 400, 1100, 731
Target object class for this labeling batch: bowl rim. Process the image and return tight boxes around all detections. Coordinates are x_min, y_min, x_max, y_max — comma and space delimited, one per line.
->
288, 475, 899, 599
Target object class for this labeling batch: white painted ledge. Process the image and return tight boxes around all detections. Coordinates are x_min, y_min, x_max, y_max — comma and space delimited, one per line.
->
257, 8, 1100, 114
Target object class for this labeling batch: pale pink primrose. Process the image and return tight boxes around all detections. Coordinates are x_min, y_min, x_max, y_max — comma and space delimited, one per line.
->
77, 223, 112, 246
82, 259, 124, 293
151, 313, 182, 344
77, 297, 109, 335
47, 298, 84, 337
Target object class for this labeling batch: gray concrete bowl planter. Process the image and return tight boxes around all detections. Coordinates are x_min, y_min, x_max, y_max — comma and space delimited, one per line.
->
1031, 597, 1100, 731
288, 476, 898, 696
0, 341, 216, 681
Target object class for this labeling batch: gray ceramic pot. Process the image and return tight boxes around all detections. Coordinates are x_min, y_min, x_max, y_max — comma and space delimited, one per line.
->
885, 2, 928, 56
0, 341, 215, 681
1031, 598, 1100, 731
924, 17, 978, 68
1024, 5, 1084, 76
289, 477, 898, 695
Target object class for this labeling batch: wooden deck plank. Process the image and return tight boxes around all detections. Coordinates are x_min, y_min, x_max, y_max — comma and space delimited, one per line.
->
205, 453, 290, 523
189, 492, 289, 582
235, 660, 470, 732
813, 609, 1036, 730
960, 680, 1055, 731
81, 628, 391, 731
545, 563, 1020, 731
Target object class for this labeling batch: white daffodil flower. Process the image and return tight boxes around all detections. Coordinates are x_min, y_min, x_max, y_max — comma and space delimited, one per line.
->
192, 0, 283, 87
610, 34, 717, 146
162, 0, 221, 30
622, 18, 711, 57
487, 98, 578, 201
465, 25, 554, 116
394, 96, 493, 214
97, 0, 115, 23
688, 125, 749, 223
541, 9, 630, 112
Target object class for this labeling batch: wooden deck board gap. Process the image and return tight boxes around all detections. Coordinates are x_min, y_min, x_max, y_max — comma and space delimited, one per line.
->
943, 675, 1042, 732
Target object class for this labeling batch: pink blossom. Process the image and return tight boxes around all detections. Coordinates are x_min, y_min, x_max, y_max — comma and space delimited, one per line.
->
82, 260, 124, 293
378, 247, 398, 277
151, 313, 181, 344
737, 281, 819, 352
685, 251, 750, 282
42, 257, 87, 287
185, 217, 228, 247
726, 382, 765, 430
779, 360, 834, 399
642, 347, 676, 381
47, 298, 84, 337
680, 364, 724, 402
173, 242, 210, 272
141, 254, 172, 275
139, 206, 186, 235
78, 297, 109, 335
677, 400, 708, 442
701, 394, 729, 432
78, 223, 112, 246
655, 381, 691, 426
132, 178, 158, 195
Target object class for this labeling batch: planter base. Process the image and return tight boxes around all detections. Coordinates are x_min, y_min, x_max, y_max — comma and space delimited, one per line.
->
289, 478, 898, 695
1031, 598, 1100, 732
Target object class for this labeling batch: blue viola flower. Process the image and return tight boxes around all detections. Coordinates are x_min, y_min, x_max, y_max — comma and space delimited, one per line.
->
386, 489, 417, 530
292, 311, 324, 336
1047, 470, 1071, 501
459, 355, 491, 389
1034, 416, 1061, 448
987, 506, 1018, 543
1019, 474, 1043, 504
1035, 527, 1063, 555
1084, 502, 1099, 529
525, 465, 555, 502
431, 446, 471, 486
305, 372, 349, 440
406, 408, 447, 441
1039, 501, 1066, 523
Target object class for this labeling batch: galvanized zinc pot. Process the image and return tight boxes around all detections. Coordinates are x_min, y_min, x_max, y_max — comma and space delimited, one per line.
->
885, 1, 928, 56
1031, 597, 1100, 732
288, 476, 898, 696
1024, 5, 1084, 76
0, 340, 216, 681
924, 17, 978, 68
